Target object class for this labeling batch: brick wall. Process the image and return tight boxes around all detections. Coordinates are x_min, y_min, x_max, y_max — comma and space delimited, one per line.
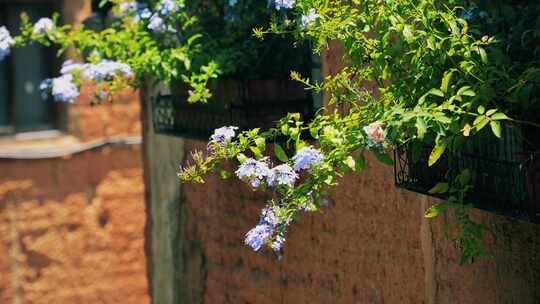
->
0, 146, 148, 304
143, 44, 540, 304
0, 1, 148, 303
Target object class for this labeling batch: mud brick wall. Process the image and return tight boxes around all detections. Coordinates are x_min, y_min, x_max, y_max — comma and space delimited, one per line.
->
143, 43, 540, 304
0, 146, 148, 304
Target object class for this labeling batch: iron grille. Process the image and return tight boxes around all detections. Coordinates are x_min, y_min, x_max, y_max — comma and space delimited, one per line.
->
152, 79, 315, 139
394, 126, 540, 222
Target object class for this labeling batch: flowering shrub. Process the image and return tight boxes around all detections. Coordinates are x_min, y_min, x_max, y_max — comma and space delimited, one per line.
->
3, 0, 540, 262
179, 0, 540, 262
2, 0, 220, 103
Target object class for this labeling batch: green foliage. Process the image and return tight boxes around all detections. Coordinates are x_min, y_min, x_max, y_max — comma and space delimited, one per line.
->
9, 0, 540, 261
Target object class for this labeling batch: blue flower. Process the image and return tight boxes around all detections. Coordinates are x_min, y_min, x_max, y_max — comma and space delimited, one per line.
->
82, 60, 133, 82
209, 126, 238, 145
134, 8, 152, 23
245, 206, 282, 252
116, 1, 139, 17
267, 164, 298, 187
148, 15, 166, 33
301, 9, 318, 28
235, 158, 271, 188
274, 0, 295, 10
0, 26, 15, 61
261, 206, 279, 226
60, 60, 88, 75
46, 74, 79, 103
292, 147, 324, 172
271, 234, 285, 252
159, 0, 179, 16
245, 223, 275, 251
33, 18, 55, 35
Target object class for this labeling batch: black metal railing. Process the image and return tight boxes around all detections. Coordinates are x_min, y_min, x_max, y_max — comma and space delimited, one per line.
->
394, 126, 540, 222
152, 80, 315, 139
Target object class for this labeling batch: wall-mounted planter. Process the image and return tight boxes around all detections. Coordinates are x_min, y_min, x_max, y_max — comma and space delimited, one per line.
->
394, 126, 540, 222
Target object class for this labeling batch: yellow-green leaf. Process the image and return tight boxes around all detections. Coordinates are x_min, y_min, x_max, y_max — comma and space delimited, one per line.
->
491, 112, 510, 121
255, 138, 266, 150
428, 182, 449, 194
490, 121, 502, 138
441, 70, 454, 93
345, 156, 356, 171
416, 117, 427, 139
250, 146, 262, 159
428, 141, 447, 167
424, 202, 454, 219
236, 153, 248, 164
478, 47, 488, 64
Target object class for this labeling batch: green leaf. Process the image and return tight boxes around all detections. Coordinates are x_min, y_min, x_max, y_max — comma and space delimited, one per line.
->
274, 143, 289, 162
356, 154, 366, 171
373, 150, 394, 166
428, 141, 447, 167
441, 70, 454, 93
485, 109, 497, 116
457, 86, 475, 96
219, 170, 231, 180
255, 138, 266, 151
250, 146, 263, 159
490, 121, 502, 138
428, 88, 445, 97
478, 47, 488, 64
491, 112, 510, 121
419, 88, 445, 104
477, 105, 485, 114
429, 182, 449, 194
457, 169, 471, 186
416, 117, 427, 139
424, 202, 454, 219
474, 116, 489, 131
236, 153, 248, 164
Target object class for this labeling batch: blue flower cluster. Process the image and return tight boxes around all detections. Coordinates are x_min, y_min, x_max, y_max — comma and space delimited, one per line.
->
209, 126, 238, 146
33, 18, 55, 36
40, 59, 133, 103
117, 1, 139, 17
40, 74, 79, 103
292, 146, 324, 172
235, 158, 301, 189
267, 164, 298, 187
0, 26, 15, 61
245, 206, 285, 252
159, 0, 179, 16
82, 60, 133, 82
144, 0, 181, 34
273, 0, 296, 10
301, 9, 318, 28
235, 158, 271, 188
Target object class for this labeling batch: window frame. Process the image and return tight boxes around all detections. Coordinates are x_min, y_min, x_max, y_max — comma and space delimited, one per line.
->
0, 0, 66, 136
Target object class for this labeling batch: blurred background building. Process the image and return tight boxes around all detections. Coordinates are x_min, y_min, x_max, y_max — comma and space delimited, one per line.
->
0, 1, 149, 303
